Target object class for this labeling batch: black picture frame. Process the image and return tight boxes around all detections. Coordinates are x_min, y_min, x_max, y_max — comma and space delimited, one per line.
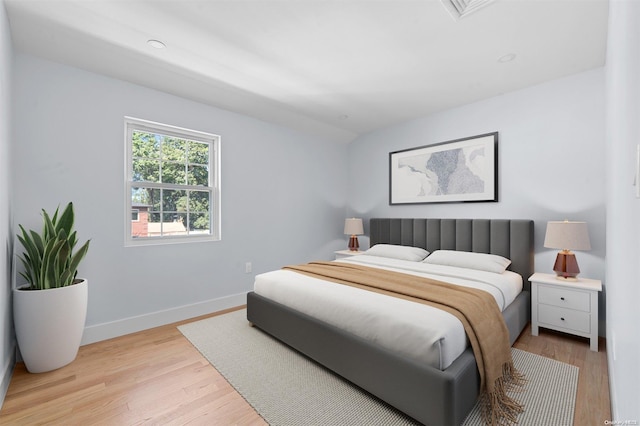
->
389, 132, 498, 205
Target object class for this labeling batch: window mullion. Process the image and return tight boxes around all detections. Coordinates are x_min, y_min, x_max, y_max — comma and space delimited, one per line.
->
129, 181, 210, 192
159, 135, 164, 184
186, 189, 190, 235
159, 187, 164, 237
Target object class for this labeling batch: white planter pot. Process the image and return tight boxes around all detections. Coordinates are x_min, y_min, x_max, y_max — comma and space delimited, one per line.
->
13, 279, 88, 373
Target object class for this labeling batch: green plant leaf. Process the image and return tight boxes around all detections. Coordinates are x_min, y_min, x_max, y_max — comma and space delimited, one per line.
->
16, 235, 35, 267
18, 258, 34, 287
55, 230, 71, 282
47, 239, 66, 289
29, 230, 45, 258
50, 205, 59, 226
42, 208, 57, 243
55, 202, 75, 238
18, 226, 42, 288
68, 231, 77, 251
59, 269, 72, 288
67, 240, 90, 282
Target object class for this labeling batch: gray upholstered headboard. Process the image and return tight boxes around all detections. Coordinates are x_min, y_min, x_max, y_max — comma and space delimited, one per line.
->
369, 218, 534, 290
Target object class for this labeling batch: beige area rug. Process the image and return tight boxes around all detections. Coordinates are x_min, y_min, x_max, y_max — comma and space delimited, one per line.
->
178, 309, 578, 426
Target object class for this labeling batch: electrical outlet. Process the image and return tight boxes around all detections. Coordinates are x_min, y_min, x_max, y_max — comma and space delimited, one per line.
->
245, 262, 252, 273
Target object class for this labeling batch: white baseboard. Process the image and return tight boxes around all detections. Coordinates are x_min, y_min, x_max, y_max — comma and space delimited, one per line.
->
0, 343, 16, 410
81, 292, 248, 345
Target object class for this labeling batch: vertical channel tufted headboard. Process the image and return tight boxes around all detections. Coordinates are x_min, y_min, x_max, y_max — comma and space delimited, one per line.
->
369, 218, 534, 290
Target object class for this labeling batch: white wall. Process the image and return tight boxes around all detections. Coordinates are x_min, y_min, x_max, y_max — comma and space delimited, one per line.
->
605, 1, 640, 422
0, 0, 14, 406
11, 54, 349, 343
347, 69, 607, 327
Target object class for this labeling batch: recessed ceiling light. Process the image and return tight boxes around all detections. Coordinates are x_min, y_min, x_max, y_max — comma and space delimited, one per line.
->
498, 53, 516, 63
147, 39, 166, 49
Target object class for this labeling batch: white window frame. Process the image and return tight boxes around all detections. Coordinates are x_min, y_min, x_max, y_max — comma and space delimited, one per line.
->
124, 117, 221, 246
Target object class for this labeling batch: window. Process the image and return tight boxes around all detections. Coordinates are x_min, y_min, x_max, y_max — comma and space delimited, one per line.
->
125, 117, 220, 245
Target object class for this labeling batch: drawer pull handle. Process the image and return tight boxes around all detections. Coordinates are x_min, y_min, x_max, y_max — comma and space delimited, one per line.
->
561, 317, 565, 321
560, 297, 565, 301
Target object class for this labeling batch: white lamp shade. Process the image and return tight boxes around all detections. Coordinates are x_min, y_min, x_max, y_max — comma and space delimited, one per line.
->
544, 221, 591, 251
344, 218, 364, 235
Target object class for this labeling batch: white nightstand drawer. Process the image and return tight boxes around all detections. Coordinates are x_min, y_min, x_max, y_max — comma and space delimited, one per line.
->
538, 304, 591, 334
538, 285, 591, 312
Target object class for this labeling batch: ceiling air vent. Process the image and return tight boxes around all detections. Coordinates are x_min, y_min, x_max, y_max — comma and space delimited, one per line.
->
439, 0, 496, 21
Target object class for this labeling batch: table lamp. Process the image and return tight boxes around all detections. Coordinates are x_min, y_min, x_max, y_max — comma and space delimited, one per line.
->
344, 218, 364, 251
544, 220, 591, 281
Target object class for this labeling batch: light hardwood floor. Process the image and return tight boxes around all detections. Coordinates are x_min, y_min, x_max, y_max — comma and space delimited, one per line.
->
1, 306, 610, 425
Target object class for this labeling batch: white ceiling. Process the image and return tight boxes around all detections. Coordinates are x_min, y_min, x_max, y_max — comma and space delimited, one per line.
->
5, 0, 609, 143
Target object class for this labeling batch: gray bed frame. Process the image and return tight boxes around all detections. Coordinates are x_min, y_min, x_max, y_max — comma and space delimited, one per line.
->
247, 218, 534, 425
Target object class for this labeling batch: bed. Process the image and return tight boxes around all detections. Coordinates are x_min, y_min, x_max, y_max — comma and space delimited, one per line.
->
246, 218, 534, 425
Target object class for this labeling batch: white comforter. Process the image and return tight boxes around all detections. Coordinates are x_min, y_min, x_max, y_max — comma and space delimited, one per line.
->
253, 255, 522, 370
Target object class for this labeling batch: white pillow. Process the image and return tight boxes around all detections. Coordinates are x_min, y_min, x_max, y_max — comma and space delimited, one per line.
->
364, 244, 429, 262
423, 250, 511, 274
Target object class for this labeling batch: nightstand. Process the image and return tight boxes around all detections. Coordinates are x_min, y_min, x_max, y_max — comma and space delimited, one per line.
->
529, 272, 602, 351
334, 250, 364, 260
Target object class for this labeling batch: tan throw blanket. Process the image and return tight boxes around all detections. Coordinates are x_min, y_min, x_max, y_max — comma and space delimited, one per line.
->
283, 261, 525, 426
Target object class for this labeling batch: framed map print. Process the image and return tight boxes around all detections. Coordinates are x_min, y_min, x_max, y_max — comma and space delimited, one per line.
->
389, 132, 498, 204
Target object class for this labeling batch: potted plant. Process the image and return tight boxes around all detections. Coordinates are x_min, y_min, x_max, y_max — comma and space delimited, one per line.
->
13, 202, 90, 373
